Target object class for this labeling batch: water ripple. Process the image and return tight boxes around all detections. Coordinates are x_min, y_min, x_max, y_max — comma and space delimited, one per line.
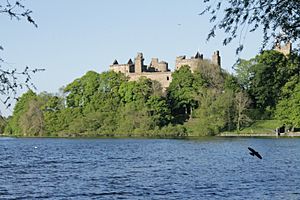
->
1, 138, 300, 199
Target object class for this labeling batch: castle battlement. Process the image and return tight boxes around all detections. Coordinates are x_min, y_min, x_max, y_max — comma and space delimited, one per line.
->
274, 42, 292, 56
109, 51, 221, 90
109, 53, 171, 90
110, 52, 170, 74
175, 51, 221, 72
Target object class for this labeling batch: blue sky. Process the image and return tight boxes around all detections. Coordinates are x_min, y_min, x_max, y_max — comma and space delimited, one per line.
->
1, 0, 264, 116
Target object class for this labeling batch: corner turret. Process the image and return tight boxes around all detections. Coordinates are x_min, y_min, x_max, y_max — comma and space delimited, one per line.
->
274, 42, 292, 56
134, 52, 145, 73
212, 51, 221, 67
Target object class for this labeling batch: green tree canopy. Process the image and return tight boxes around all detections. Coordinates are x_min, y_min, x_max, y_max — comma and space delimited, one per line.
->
233, 50, 299, 116
5, 90, 41, 135
167, 66, 204, 118
276, 83, 300, 128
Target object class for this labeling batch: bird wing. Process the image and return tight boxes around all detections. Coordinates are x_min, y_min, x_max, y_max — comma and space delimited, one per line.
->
248, 147, 255, 153
255, 152, 262, 159
248, 147, 262, 159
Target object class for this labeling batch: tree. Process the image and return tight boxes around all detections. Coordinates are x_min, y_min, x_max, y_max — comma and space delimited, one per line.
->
249, 51, 286, 110
64, 71, 100, 108
0, 115, 7, 134
234, 50, 289, 114
1, 1, 42, 107
233, 59, 254, 90
119, 77, 153, 104
117, 77, 171, 135
233, 50, 300, 121
18, 98, 44, 136
116, 102, 151, 136
200, 0, 300, 53
275, 75, 300, 127
167, 66, 201, 119
62, 71, 128, 135
4, 90, 38, 135
146, 95, 172, 127
276, 83, 300, 128
223, 72, 240, 92
195, 59, 224, 88
40, 93, 66, 134
191, 89, 234, 135
234, 91, 251, 132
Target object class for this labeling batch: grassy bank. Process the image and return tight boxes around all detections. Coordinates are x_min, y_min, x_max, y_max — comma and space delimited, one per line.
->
220, 120, 283, 136
239, 120, 282, 134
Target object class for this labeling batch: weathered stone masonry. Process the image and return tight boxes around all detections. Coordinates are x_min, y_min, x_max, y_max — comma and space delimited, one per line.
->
109, 51, 221, 90
109, 42, 292, 91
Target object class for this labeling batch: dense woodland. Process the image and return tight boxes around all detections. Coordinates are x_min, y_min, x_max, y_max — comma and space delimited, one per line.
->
1, 49, 300, 137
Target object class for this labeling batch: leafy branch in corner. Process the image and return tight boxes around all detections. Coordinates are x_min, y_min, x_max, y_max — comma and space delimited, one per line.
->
1, 0, 43, 108
0, 0, 37, 27
0, 59, 45, 108
200, 0, 300, 54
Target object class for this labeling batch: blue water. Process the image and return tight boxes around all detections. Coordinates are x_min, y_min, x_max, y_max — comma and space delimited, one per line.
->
0, 137, 300, 199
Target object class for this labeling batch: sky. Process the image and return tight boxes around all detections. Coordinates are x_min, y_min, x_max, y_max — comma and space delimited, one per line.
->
0, 0, 265, 116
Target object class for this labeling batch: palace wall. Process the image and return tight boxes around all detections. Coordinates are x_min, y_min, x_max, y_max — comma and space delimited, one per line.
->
109, 51, 221, 91
128, 72, 172, 90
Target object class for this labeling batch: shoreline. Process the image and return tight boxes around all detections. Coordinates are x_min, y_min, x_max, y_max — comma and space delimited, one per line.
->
219, 132, 300, 137
2, 133, 300, 139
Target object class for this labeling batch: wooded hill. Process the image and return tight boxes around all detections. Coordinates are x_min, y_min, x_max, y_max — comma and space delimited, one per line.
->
1, 50, 300, 137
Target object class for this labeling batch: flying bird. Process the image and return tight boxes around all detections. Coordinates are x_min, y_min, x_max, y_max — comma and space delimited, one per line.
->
248, 147, 262, 159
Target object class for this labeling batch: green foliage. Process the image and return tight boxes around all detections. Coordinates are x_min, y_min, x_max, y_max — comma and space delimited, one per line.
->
116, 102, 151, 136
5, 90, 39, 135
10, 71, 171, 137
249, 51, 287, 111
276, 83, 300, 127
233, 50, 300, 119
167, 66, 206, 121
223, 73, 240, 92
146, 95, 172, 127
156, 124, 187, 137
116, 77, 172, 136
239, 120, 282, 134
12, 47, 300, 137
0, 116, 7, 134
201, 0, 300, 53
233, 50, 300, 130
233, 59, 254, 90
18, 98, 45, 136
234, 91, 252, 132
195, 60, 224, 88
119, 77, 153, 104
64, 71, 101, 108
189, 89, 235, 136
